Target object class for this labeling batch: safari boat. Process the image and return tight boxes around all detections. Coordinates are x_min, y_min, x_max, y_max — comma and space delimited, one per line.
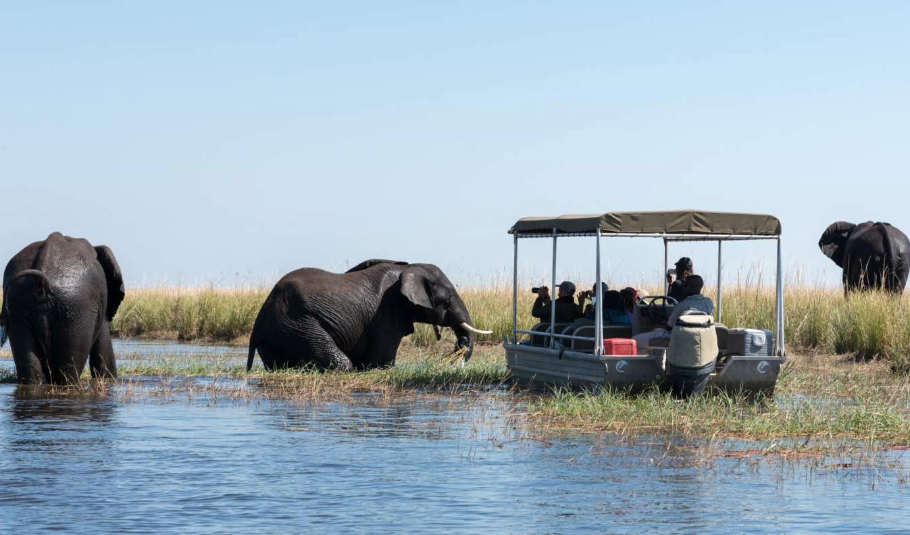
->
503, 210, 787, 394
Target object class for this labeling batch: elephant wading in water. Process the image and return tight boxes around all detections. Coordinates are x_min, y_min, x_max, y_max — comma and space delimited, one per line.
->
247, 259, 492, 371
819, 221, 910, 294
0, 232, 125, 384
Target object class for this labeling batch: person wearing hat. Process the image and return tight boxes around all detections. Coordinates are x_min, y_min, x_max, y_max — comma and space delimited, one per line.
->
667, 257, 694, 302
531, 281, 582, 323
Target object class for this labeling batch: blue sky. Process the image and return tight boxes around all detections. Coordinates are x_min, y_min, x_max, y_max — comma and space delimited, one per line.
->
2, 2, 908, 289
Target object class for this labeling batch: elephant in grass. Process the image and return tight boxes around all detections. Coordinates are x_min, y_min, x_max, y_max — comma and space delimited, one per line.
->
0, 232, 125, 384
246, 259, 492, 371
819, 221, 910, 294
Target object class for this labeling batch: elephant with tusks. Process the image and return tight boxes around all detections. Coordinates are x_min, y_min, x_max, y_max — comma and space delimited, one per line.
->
247, 259, 491, 371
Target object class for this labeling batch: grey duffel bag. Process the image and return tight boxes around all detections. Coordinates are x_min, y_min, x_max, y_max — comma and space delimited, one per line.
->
667, 311, 719, 373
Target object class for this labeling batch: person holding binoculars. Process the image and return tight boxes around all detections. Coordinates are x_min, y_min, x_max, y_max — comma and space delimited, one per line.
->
530, 281, 582, 323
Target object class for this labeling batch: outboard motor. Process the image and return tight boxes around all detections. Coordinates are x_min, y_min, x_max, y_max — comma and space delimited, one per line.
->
666, 311, 718, 399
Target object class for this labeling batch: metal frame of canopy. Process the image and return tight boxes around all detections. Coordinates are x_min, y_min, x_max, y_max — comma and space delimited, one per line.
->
508, 211, 786, 359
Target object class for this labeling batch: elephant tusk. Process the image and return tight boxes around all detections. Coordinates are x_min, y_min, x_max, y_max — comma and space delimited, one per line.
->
459, 322, 492, 336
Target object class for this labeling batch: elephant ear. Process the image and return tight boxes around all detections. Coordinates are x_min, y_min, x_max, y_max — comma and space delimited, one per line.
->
819, 221, 855, 268
95, 245, 125, 322
399, 266, 436, 318
346, 259, 409, 274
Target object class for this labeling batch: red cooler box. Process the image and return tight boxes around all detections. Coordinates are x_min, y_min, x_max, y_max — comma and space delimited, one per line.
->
603, 338, 637, 356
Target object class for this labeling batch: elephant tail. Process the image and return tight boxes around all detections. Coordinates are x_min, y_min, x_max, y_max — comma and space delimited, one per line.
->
879, 223, 899, 290
5, 270, 51, 305
2, 270, 52, 348
247, 310, 263, 371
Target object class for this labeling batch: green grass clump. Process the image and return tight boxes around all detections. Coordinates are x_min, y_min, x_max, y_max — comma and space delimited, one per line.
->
529, 351, 910, 443
112, 287, 268, 342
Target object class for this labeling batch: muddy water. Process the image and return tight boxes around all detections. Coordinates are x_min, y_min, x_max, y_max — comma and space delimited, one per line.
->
0, 343, 907, 533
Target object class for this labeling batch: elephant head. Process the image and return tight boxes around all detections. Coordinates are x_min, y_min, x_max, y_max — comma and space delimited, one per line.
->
399, 263, 491, 360
819, 221, 856, 268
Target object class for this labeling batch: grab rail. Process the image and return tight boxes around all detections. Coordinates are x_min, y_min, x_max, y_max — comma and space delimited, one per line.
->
513, 329, 600, 343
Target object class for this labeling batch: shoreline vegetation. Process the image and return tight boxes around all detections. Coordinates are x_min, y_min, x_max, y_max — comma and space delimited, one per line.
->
1, 284, 909, 451
1, 344, 908, 452
104, 284, 910, 373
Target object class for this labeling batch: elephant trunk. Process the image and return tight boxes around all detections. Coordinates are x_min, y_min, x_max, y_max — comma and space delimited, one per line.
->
451, 323, 476, 362
448, 309, 488, 362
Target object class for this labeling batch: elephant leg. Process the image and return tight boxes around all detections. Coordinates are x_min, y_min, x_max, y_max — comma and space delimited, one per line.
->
48, 331, 94, 385
304, 328, 354, 371
283, 320, 353, 371
361, 336, 403, 369
89, 323, 117, 379
7, 322, 45, 385
258, 322, 354, 371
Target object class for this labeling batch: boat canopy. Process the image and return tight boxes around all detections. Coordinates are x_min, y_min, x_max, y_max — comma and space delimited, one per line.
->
509, 210, 782, 238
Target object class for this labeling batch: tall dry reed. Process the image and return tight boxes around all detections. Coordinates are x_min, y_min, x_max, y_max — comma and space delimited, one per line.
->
4, 282, 907, 373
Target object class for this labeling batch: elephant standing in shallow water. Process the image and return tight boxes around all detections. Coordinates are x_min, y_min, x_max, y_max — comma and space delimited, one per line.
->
247, 259, 491, 371
819, 221, 910, 294
0, 232, 125, 384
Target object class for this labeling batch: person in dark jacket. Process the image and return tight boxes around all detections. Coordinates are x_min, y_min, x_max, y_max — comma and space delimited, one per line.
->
667, 257, 694, 302
532, 281, 582, 323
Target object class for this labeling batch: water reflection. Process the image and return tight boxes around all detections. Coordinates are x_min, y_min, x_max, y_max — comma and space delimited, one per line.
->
0, 362, 906, 533
8, 383, 118, 423
275, 395, 487, 441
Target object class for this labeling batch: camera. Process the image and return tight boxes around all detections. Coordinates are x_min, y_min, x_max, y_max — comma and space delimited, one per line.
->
531, 286, 548, 294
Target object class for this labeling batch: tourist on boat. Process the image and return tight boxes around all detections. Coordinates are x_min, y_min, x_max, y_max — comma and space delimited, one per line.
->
619, 287, 639, 324
531, 281, 582, 323
578, 284, 630, 325
633, 275, 714, 348
665, 275, 714, 327
667, 257, 694, 302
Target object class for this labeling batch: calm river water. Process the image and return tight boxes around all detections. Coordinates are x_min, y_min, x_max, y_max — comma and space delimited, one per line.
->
0, 342, 907, 533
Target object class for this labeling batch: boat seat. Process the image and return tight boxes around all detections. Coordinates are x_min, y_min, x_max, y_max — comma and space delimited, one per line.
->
570, 323, 634, 352
632, 299, 676, 335
528, 322, 573, 347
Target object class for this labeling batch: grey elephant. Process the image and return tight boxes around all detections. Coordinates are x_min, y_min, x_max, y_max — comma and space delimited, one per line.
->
819, 221, 910, 293
0, 232, 125, 384
246, 259, 491, 371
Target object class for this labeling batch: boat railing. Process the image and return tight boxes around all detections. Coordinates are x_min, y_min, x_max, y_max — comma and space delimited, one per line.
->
513, 329, 601, 344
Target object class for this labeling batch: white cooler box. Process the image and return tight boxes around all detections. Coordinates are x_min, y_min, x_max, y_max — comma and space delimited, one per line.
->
727, 328, 774, 356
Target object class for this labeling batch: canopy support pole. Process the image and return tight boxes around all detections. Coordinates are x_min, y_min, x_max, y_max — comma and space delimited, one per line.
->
512, 234, 518, 343
595, 228, 603, 356
663, 238, 669, 295
776, 236, 786, 357
717, 241, 723, 323
550, 228, 558, 349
